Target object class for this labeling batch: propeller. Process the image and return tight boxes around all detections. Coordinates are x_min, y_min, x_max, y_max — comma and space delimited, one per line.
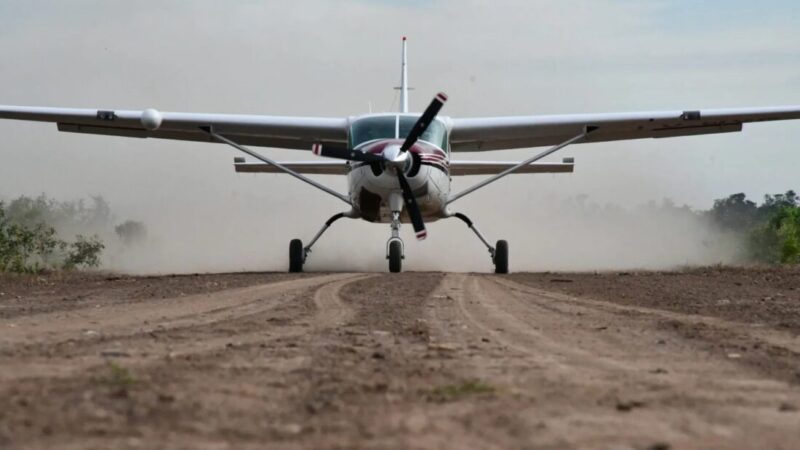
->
311, 92, 448, 240
400, 92, 447, 152
397, 170, 427, 240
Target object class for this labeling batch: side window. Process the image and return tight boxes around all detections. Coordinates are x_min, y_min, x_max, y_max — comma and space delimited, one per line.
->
399, 116, 447, 150
420, 120, 447, 150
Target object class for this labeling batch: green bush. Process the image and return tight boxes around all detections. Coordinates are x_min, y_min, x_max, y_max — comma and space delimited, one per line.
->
0, 200, 105, 273
707, 191, 799, 266
65, 235, 105, 269
748, 204, 800, 265
771, 207, 800, 264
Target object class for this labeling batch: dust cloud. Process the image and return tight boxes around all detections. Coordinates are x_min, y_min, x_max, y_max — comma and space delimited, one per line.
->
94, 174, 741, 274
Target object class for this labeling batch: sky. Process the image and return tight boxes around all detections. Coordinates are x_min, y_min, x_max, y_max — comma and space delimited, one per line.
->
0, 0, 798, 272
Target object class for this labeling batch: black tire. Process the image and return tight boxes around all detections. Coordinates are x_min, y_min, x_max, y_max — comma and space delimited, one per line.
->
388, 240, 403, 273
494, 240, 509, 274
289, 239, 304, 273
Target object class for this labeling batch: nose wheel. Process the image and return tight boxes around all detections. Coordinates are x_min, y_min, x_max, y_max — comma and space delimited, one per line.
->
388, 239, 403, 273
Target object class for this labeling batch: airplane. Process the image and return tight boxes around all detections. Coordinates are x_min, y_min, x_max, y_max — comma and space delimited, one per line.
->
2, 37, 800, 273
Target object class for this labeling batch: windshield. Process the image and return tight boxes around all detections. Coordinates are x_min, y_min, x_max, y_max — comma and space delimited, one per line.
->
398, 116, 448, 150
349, 116, 396, 148
349, 115, 449, 150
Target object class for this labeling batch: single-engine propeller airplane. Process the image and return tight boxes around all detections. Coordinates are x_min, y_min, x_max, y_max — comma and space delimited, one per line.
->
2, 38, 800, 273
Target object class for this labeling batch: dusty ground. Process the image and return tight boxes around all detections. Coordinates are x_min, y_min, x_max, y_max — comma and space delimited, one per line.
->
1, 268, 799, 449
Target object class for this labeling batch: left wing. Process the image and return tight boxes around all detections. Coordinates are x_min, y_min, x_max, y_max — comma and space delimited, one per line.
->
0, 106, 348, 150
449, 106, 800, 152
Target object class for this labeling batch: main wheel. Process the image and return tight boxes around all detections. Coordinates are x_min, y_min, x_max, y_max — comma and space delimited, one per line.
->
494, 240, 509, 274
289, 239, 304, 273
388, 240, 403, 273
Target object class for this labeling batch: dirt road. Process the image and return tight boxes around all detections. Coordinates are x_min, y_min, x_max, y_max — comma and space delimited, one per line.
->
1, 269, 799, 449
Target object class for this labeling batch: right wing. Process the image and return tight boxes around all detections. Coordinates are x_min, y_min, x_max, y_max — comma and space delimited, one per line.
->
0, 105, 348, 150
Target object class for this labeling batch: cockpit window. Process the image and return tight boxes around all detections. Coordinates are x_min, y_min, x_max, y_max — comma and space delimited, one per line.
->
398, 116, 448, 150
349, 115, 449, 150
349, 116, 396, 148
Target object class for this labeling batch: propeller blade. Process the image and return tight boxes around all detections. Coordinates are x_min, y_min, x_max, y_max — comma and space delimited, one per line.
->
396, 171, 427, 240
399, 92, 448, 153
312, 143, 385, 163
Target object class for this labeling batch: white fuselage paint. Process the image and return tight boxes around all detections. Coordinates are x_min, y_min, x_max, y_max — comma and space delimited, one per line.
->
345, 142, 450, 224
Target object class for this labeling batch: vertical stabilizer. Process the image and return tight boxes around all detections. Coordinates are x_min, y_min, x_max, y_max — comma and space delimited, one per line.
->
400, 37, 409, 113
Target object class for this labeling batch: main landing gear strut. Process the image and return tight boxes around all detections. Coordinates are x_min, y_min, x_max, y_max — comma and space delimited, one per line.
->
291, 210, 509, 274
450, 212, 508, 274
289, 211, 357, 273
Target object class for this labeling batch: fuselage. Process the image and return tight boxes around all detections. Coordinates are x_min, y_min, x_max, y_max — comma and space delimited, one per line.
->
345, 114, 450, 223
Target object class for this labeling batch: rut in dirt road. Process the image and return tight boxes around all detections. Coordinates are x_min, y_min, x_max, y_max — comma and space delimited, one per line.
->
0, 274, 360, 381
0, 273, 443, 450
1, 271, 800, 450
426, 274, 800, 450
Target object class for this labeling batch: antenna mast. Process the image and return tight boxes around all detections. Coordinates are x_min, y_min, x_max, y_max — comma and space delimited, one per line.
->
399, 37, 409, 113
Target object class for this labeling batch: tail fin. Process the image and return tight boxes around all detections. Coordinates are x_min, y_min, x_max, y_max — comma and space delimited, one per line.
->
399, 37, 408, 113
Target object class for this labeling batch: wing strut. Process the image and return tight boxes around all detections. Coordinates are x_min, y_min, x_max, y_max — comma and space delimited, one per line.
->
446, 127, 597, 205
200, 126, 351, 204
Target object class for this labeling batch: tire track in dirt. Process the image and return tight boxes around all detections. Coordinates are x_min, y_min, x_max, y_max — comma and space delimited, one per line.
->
1, 274, 349, 345
0, 274, 364, 381
425, 274, 800, 450
496, 276, 800, 388
494, 276, 800, 356
0, 274, 379, 450
3, 271, 800, 450
311, 274, 375, 329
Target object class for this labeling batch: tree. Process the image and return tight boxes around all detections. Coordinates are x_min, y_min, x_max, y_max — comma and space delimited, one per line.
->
115, 220, 148, 246
759, 190, 798, 221
708, 193, 759, 231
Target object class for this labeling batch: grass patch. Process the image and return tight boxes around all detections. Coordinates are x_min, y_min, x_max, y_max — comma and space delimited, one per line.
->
428, 379, 495, 402
98, 362, 137, 387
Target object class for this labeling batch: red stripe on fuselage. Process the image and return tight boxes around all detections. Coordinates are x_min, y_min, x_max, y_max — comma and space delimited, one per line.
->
359, 139, 447, 159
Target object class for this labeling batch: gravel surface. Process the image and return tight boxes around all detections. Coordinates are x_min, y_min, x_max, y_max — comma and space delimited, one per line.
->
1, 268, 799, 449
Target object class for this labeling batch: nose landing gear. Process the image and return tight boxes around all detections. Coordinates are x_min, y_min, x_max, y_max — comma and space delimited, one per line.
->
387, 210, 404, 273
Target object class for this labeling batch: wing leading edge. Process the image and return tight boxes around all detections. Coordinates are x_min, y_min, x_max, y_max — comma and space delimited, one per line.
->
449, 106, 800, 152
0, 106, 348, 150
